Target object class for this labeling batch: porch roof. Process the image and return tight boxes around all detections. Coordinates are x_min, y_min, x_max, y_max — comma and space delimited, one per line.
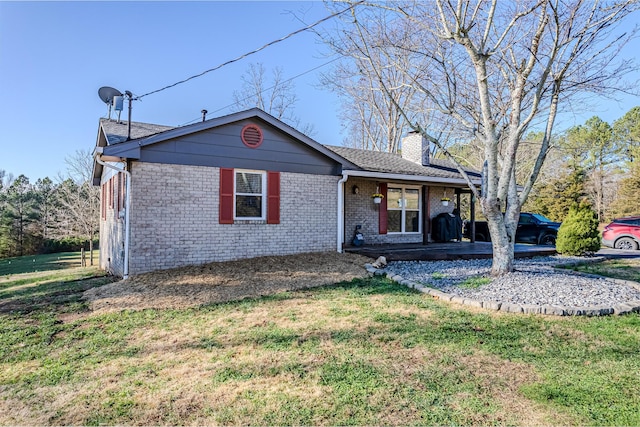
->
324, 145, 481, 186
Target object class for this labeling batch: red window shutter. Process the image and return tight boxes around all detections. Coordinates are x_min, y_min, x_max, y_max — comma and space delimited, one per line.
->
219, 168, 234, 224
108, 177, 113, 210
119, 172, 124, 211
101, 184, 106, 220
379, 183, 388, 234
113, 174, 119, 218
267, 171, 280, 224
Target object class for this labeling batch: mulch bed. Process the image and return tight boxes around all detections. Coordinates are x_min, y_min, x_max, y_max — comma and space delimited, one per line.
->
84, 252, 371, 313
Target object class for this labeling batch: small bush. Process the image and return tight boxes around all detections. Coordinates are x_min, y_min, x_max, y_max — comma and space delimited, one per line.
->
556, 201, 601, 255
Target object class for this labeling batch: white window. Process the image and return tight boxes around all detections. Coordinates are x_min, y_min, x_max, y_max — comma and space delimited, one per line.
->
387, 186, 421, 233
234, 170, 266, 220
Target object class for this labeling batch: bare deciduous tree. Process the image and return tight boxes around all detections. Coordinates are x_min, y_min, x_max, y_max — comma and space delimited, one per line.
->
52, 149, 100, 265
335, 0, 637, 275
232, 63, 315, 136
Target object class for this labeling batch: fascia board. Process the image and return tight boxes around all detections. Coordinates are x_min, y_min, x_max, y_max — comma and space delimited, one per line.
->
92, 122, 108, 186
103, 143, 141, 159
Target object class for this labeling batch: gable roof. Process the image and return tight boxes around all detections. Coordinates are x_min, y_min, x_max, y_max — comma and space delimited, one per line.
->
325, 145, 481, 185
93, 108, 479, 188
93, 108, 359, 184
99, 108, 351, 167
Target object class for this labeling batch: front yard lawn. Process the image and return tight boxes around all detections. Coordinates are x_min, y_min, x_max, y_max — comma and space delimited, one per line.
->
559, 257, 640, 283
0, 255, 639, 425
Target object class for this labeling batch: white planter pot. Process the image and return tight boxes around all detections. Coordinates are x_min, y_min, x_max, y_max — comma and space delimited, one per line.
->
373, 197, 382, 204
441, 200, 449, 206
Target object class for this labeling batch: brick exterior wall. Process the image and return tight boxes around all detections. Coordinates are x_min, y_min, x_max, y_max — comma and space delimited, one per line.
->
126, 163, 339, 275
429, 185, 458, 217
344, 180, 461, 246
401, 132, 429, 165
344, 179, 424, 246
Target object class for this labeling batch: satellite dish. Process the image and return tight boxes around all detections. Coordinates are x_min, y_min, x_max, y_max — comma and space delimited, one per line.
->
98, 86, 123, 104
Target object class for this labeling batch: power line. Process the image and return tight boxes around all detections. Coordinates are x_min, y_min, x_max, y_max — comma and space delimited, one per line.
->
137, 1, 363, 100
178, 55, 343, 127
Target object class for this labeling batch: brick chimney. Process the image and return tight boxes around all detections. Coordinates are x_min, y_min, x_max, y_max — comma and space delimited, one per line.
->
401, 131, 430, 166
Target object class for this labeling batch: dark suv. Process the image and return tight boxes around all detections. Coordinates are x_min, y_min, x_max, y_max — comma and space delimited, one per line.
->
602, 216, 640, 250
463, 212, 560, 245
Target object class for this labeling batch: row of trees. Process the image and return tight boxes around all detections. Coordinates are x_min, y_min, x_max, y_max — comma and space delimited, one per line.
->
443, 107, 640, 224
527, 107, 640, 223
0, 150, 99, 259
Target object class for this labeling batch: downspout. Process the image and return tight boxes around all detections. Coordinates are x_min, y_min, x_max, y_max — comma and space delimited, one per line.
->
337, 172, 349, 253
94, 150, 132, 279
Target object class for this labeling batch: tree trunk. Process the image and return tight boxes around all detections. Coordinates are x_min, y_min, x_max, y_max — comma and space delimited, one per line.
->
89, 238, 94, 266
483, 199, 517, 276
490, 237, 515, 276
486, 217, 516, 275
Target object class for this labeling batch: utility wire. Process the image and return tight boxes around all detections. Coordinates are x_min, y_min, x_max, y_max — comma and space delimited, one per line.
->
137, 1, 363, 100
178, 55, 343, 127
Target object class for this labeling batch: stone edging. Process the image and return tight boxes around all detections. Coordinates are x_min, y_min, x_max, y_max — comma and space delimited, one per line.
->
364, 263, 640, 317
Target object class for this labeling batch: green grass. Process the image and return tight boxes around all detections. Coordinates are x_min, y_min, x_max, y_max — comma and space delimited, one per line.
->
460, 276, 491, 289
0, 250, 99, 276
1, 254, 639, 425
558, 257, 640, 282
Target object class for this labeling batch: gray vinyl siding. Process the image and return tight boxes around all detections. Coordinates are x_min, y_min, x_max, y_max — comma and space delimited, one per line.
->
110, 119, 342, 176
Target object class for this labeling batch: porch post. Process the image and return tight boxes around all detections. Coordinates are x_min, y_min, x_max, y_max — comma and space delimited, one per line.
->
470, 194, 476, 243
422, 186, 429, 245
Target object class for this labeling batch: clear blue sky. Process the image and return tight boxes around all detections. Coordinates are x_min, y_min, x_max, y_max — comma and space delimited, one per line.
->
0, 1, 638, 182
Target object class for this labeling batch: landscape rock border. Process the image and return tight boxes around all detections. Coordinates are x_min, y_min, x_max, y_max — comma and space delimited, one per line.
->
365, 260, 640, 317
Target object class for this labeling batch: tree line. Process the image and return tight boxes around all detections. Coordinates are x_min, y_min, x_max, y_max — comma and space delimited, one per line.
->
525, 106, 640, 223
0, 150, 99, 259
442, 106, 640, 224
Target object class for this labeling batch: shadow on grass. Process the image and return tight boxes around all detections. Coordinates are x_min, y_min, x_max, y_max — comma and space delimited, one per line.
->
0, 275, 117, 315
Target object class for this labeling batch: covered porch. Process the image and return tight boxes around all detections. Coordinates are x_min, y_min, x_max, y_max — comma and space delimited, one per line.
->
346, 241, 556, 261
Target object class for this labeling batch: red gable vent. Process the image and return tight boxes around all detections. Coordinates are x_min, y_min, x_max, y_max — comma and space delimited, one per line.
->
241, 124, 263, 148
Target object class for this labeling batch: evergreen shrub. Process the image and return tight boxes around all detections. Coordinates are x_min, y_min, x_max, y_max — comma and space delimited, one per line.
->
556, 201, 601, 256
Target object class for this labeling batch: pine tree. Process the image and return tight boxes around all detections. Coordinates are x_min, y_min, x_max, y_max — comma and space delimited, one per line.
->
609, 161, 640, 218
556, 201, 601, 256
525, 168, 587, 222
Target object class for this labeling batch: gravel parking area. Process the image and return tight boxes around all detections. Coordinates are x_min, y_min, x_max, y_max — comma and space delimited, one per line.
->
385, 256, 640, 308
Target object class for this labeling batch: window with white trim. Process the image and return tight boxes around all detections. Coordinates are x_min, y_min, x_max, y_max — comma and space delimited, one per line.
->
235, 170, 266, 220
387, 186, 421, 233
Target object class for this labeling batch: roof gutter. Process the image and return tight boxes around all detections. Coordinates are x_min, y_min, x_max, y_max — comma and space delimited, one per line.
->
93, 147, 132, 279
337, 172, 349, 253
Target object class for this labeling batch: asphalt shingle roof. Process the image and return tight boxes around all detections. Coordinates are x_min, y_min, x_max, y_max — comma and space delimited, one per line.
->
100, 118, 174, 145
324, 145, 480, 180
98, 117, 479, 182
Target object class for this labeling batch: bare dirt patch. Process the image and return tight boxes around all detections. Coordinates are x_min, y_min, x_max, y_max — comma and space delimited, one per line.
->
84, 252, 371, 313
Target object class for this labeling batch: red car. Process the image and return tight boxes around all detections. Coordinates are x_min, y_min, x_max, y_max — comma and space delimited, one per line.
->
602, 216, 640, 250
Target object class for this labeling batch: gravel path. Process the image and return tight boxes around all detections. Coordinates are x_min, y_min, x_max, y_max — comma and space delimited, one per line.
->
385, 256, 640, 308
